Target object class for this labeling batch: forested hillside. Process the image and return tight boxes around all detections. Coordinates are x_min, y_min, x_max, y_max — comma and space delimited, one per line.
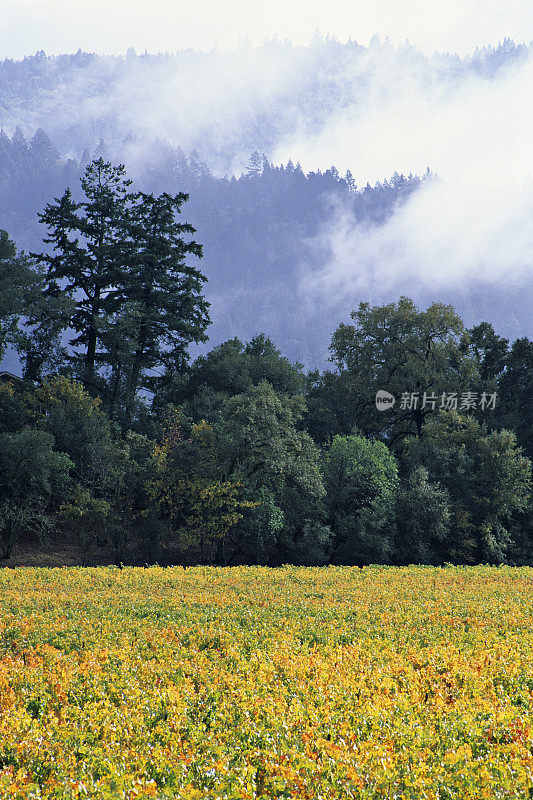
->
0, 128, 531, 369
0, 39, 530, 173
0, 160, 531, 567
0, 129, 427, 366
1, 39, 533, 367
0, 40, 531, 567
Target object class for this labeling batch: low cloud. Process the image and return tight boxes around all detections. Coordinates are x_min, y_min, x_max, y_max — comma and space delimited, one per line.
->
1, 37, 532, 309
291, 44, 533, 304
0, 45, 326, 175
300, 177, 533, 308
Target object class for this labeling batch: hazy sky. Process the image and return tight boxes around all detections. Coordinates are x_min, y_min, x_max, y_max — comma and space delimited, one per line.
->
1, 0, 532, 59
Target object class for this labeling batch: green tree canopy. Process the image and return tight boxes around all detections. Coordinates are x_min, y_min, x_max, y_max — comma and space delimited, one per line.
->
215, 382, 325, 565
0, 427, 72, 503
33, 376, 127, 495
394, 467, 451, 565
218, 380, 323, 496
326, 297, 478, 446
497, 337, 533, 460
157, 334, 305, 422
323, 433, 399, 565
405, 411, 532, 563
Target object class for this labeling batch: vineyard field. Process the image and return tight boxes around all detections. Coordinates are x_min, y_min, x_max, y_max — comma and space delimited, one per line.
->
1, 565, 533, 798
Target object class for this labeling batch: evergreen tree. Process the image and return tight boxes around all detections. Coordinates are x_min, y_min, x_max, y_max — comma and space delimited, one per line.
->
33, 161, 210, 419
33, 159, 133, 391
0, 230, 36, 362
111, 190, 210, 425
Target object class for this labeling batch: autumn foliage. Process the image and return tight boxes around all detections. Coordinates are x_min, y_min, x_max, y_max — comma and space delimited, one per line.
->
1, 565, 533, 798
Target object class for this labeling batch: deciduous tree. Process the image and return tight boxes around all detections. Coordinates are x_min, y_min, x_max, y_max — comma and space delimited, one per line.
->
328, 297, 478, 446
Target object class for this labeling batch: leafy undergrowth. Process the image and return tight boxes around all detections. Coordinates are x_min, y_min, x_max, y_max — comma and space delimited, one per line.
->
1, 565, 533, 798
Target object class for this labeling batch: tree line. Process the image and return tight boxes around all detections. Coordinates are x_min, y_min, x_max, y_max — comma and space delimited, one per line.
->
2, 40, 529, 169
0, 160, 531, 566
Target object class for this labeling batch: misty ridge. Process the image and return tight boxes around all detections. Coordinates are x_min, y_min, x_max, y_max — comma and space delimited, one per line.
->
0, 36, 532, 367
1, 36, 530, 172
